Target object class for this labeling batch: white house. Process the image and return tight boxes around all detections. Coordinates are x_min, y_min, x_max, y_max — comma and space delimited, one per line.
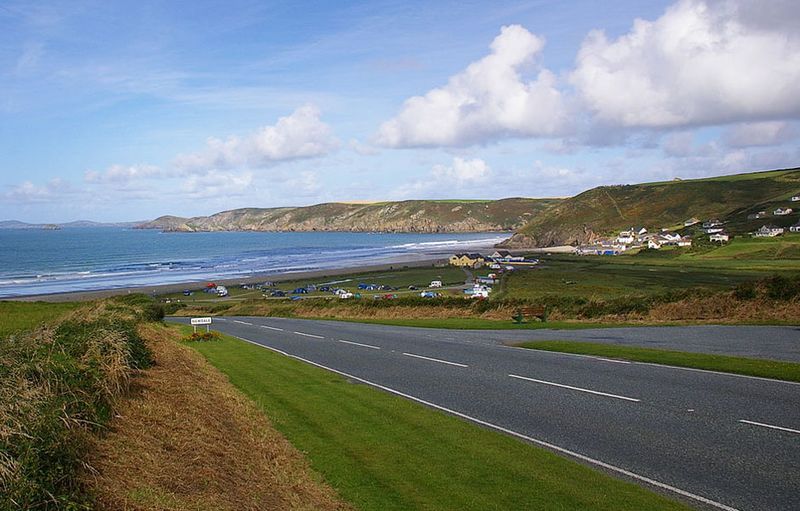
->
617, 230, 635, 244
774, 207, 793, 216
677, 237, 693, 247
789, 222, 800, 233
684, 217, 700, 227
709, 233, 730, 242
791, 196, 800, 202
429, 280, 442, 288
660, 232, 681, 242
648, 239, 662, 249
702, 219, 723, 229
489, 250, 525, 262
704, 226, 724, 234
754, 225, 784, 237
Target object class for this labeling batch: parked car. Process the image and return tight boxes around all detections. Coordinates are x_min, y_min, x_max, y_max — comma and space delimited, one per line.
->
318, 286, 331, 292
292, 287, 308, 294
408, 285, 418, 290
383, 293, 397, 299
429, 280, 442, 288
339, 292, 354, 299
183, 289, 192, 296
270, 290, 286, 297
290, 296, 302, 301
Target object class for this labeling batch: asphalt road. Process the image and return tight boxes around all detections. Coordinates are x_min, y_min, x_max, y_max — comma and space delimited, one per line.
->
170, 317, 800, 511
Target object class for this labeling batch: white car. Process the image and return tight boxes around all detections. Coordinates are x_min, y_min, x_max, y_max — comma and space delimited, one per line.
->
339, 292, 354, 299
429, 280, 442, 288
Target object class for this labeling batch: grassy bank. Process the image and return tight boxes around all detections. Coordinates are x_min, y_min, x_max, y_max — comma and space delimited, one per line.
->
187, 330, 689, 511
0, 300, 81, 338
0, 295, 158, 509
516, 341, 800, 382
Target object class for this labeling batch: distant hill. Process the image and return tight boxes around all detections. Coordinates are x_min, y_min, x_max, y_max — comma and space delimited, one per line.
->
0, 220, 141, 229
137, 198, 559, 233
499, 168, 800, 247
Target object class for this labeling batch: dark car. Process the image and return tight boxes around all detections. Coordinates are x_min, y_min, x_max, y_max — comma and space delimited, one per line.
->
408, 285, 418, 291
319, 286, 331, 292
183, 289, 192, 296
292, 287, 308, 294
270, 290, 286, 297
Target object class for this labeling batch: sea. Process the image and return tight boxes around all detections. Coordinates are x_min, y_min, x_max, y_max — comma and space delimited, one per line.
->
0, 228, 506, 298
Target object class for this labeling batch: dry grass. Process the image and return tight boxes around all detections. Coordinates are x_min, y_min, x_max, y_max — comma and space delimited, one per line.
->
646, 294, 800, 323
84, 323, 350, 511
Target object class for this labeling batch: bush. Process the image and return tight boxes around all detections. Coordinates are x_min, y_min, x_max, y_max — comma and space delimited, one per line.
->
764, 275, 800, 301
184, 331, 220, 342
733, 281, 757, 301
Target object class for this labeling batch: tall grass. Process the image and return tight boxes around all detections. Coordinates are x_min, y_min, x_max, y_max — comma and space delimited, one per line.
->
0, 295, 157, 510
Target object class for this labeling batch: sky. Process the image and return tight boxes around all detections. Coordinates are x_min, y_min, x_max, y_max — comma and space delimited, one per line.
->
1, 0, 799, 223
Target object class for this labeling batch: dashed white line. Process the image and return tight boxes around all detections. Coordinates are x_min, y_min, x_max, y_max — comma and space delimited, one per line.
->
508, 374, 640, 402
293, 331, 324, 339
230, 335, 739, 511
738, 419, 800, 435
233, 320, 252, 325
595, 357, 631, 364
338, 339, 380, 350
402, 352, 468, 367
260, 325, 284, 331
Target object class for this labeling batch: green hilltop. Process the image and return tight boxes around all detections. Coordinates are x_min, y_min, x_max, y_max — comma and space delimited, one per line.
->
501, 167, 800, 247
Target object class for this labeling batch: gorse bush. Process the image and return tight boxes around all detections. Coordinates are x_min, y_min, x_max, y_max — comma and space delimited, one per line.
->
0, 295, 157, 510
764, 275, 800, 301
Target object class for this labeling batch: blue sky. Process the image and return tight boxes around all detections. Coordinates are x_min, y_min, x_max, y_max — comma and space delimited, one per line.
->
1, 0, 799, 222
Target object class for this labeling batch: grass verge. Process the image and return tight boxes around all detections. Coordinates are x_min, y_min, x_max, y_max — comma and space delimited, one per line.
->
186, 328, 690, 511
0, 300, 81, 338
515, 341, 800, 383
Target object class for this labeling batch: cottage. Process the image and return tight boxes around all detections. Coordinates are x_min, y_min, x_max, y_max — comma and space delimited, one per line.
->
774, 207, 793, 216
790, 222, 800, 233
702, 219, 723, 229
677, 237, 693, 247
792, 196, 800, 202
660, 232, 681, 242
709, 233, 730, 243
489, 250, 525, 262
449, 253, 485, 268
616, 230, 635, 244
647, 239, 662, 249
704, 226, 724, 234
754, 225, 784, 237
684, 217, 700, 227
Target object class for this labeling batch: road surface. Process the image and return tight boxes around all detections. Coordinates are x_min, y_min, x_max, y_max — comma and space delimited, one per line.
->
170, 317, 800, 511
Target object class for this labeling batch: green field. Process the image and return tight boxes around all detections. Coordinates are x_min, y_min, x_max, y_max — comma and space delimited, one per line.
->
0, 300, 80, 338
516, 341, 800, 382
187, 330, 689, 511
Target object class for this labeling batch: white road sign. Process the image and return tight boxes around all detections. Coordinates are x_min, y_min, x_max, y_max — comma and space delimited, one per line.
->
190, 317, 212, 325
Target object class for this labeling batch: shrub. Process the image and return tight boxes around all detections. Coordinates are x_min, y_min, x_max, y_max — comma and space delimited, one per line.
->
764, 275, 800, 301
733, 281, 757, 301
184, 331, 220, 342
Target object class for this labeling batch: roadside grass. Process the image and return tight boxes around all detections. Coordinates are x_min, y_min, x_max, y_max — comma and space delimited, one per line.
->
186, 328, 690, 511
0, 300, 80, 337
515, 341, 800, 383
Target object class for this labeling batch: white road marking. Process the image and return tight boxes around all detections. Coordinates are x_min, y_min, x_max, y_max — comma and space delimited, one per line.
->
233, 320, 252, 325
508, 374, 640, 402
402, 352, 468, 367
230, 335, 740, 511
738, 419, 800, 435
338, 339, 380, 350
595, 357, 631, 364
260, 325, 284, 331
503, 345, 800, 386
293, 331, 324, 339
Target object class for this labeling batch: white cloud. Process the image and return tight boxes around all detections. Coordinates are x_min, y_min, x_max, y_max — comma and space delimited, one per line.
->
174, 104, 338, 171
4, 178, 71, 202
431, 157, 492, 185
723, 121, 796, 148
571, 0, 800, 128
180, 170, 254, 199
375, 25, 569, 147
84, 164, 162, 183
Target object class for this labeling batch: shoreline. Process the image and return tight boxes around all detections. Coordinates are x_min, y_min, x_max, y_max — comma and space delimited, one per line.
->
5, 257, 448, 303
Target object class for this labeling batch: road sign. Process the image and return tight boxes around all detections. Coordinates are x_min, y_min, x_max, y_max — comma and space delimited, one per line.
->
191, 317, 212, 332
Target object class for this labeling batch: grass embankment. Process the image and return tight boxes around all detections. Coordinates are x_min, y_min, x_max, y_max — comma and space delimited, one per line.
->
0, 300, 80, 338
0, 295, 157, 509
86, 324, 348, 511
187, 330, 689, 511
516, 341, 800, 383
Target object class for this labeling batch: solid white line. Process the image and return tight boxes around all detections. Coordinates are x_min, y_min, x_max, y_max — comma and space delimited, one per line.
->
293, 331, 324, 339
402, 352, 468, 367
260, 325, 284, 331
228, 335, 739, 511
509, 374, 640, 402
338, 339, 380, 350
233, 320, 252, 325
738, 419, 800, 435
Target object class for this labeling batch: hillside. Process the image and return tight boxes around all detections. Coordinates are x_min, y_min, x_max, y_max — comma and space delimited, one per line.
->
137, 198, 559, 233
500, 168, 800, 247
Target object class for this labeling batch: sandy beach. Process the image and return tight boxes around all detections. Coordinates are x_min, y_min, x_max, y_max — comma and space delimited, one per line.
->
8, 257, 448, 303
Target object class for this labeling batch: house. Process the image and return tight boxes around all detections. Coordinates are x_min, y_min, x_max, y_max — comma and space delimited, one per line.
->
790, 222, 800, 233
684, 217, 700, 227
449, 253, 486, 268
704, 226, 724, 234
709, 233, 730, 242
754, 225, 784, 237
774, 207, 793, 216
660, 232, 681, 242
476, 276, 497, 285
792, 196, 800, 202
617, 230, 635, 244
747, 211, 767, 220
677, 237, 693, 247
702, 219, 723, 229
489, 250, 525, 262
647, 239, 662, 249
